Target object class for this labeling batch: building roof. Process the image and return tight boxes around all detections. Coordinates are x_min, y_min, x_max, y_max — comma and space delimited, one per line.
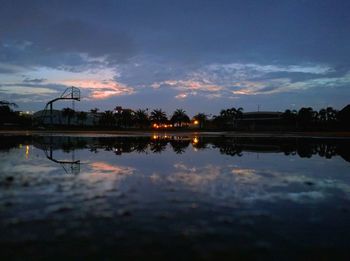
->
242, 111, 282, 120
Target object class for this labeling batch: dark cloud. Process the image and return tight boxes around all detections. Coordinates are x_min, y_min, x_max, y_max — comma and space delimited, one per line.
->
22, 78, 46, 83
0, 0, 349, 112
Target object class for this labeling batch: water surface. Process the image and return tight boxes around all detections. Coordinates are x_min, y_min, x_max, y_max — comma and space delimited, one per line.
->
1, 134, 350, 259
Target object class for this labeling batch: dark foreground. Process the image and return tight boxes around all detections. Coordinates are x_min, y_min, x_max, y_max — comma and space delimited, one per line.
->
1, 134, 350, 260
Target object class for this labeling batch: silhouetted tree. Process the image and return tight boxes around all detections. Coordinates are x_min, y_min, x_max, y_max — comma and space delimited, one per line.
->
62, 108, 75, 126
0, 100, 18, 126
77, 111, 87, 126
99, 110, 116, 127
297, 107, 317, 130
0, 100, 18, 108
90, 108, 99, 126
282, 109, 297, 129
120, 109, 134, 128
216, 107, 243, 129
150, 109, 168, 124
170, 109, 190, 127
134, 109, 150, 128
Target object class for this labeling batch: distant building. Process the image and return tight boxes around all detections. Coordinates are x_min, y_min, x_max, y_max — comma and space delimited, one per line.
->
33, 110, 101, 126
237, 111, 283, 131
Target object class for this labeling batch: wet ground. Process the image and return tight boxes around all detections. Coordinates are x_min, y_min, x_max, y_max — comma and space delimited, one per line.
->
1, 134, 350, 260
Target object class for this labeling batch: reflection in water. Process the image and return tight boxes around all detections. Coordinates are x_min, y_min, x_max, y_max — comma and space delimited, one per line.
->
0, 134, 350, 260
23, 135, 350, 163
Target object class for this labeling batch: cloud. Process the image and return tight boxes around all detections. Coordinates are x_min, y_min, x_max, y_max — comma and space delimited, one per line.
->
152, 79, 225, 99
0, 63, 27, 74
23, 77, 47, 83
207, 63, 332, 76
149, 62, 338, 99
60, 79, 135, 99
231, 73, 350, 95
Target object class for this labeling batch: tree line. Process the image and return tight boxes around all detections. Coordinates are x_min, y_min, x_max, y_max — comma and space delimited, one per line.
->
1, 99, 350, 130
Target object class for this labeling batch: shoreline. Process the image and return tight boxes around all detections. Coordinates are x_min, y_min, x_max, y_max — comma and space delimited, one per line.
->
1, 130, 350, 138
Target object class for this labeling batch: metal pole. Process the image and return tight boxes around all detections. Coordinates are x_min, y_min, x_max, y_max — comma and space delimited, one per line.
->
50, 102, 53, 126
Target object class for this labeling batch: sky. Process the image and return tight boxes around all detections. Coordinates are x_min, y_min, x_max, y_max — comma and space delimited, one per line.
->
0, 0, 349, 115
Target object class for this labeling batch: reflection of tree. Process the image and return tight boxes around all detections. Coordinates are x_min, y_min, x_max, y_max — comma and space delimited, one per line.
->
150, 140, 168, 153
212, 138, 243, 156
6, 135, 349, 164
0, 136, 31, 152
170, 139, 190, 154
192, 137, 208, 150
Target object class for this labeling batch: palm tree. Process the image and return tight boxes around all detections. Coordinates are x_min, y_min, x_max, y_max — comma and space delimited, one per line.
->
0, 100, 18, 126
218, 107, 243, 129
120, 109, 134, 128
170, 109, 190, 127
90, 108, 100, 126
134, 109, 150, 128
150, 109, 168, 124
62, 108, 75, 126
193, 113, 208, 129
0, 100, 18, 108
99, 110, 116, 127
77, 111, 87, 126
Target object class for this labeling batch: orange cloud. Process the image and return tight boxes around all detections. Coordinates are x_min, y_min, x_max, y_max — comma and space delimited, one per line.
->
61, 79, 135, 99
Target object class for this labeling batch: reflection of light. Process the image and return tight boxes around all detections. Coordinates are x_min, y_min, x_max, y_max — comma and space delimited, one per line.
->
25, 145, 30, 159
153, 135, 158, 140
19, 144, 23, 149
192, 137, 199, 144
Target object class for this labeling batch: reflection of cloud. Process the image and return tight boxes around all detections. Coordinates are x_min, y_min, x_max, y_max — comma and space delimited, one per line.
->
89, 161, 135, 176
170, 163, 220, 187
77, 161, 135, 193
163, 163, 350, 204
11, 164, 59, 173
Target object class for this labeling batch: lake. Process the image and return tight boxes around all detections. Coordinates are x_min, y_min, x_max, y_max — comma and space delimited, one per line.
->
1, 134, 350, 260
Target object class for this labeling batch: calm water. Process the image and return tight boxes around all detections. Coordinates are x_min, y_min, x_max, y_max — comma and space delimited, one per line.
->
1, 134, 350, 260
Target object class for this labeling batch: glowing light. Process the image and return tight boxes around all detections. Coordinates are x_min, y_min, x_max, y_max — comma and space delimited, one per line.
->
192, 137, 199, 144
194, 120, 199, 125
25, 145, 30, 159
